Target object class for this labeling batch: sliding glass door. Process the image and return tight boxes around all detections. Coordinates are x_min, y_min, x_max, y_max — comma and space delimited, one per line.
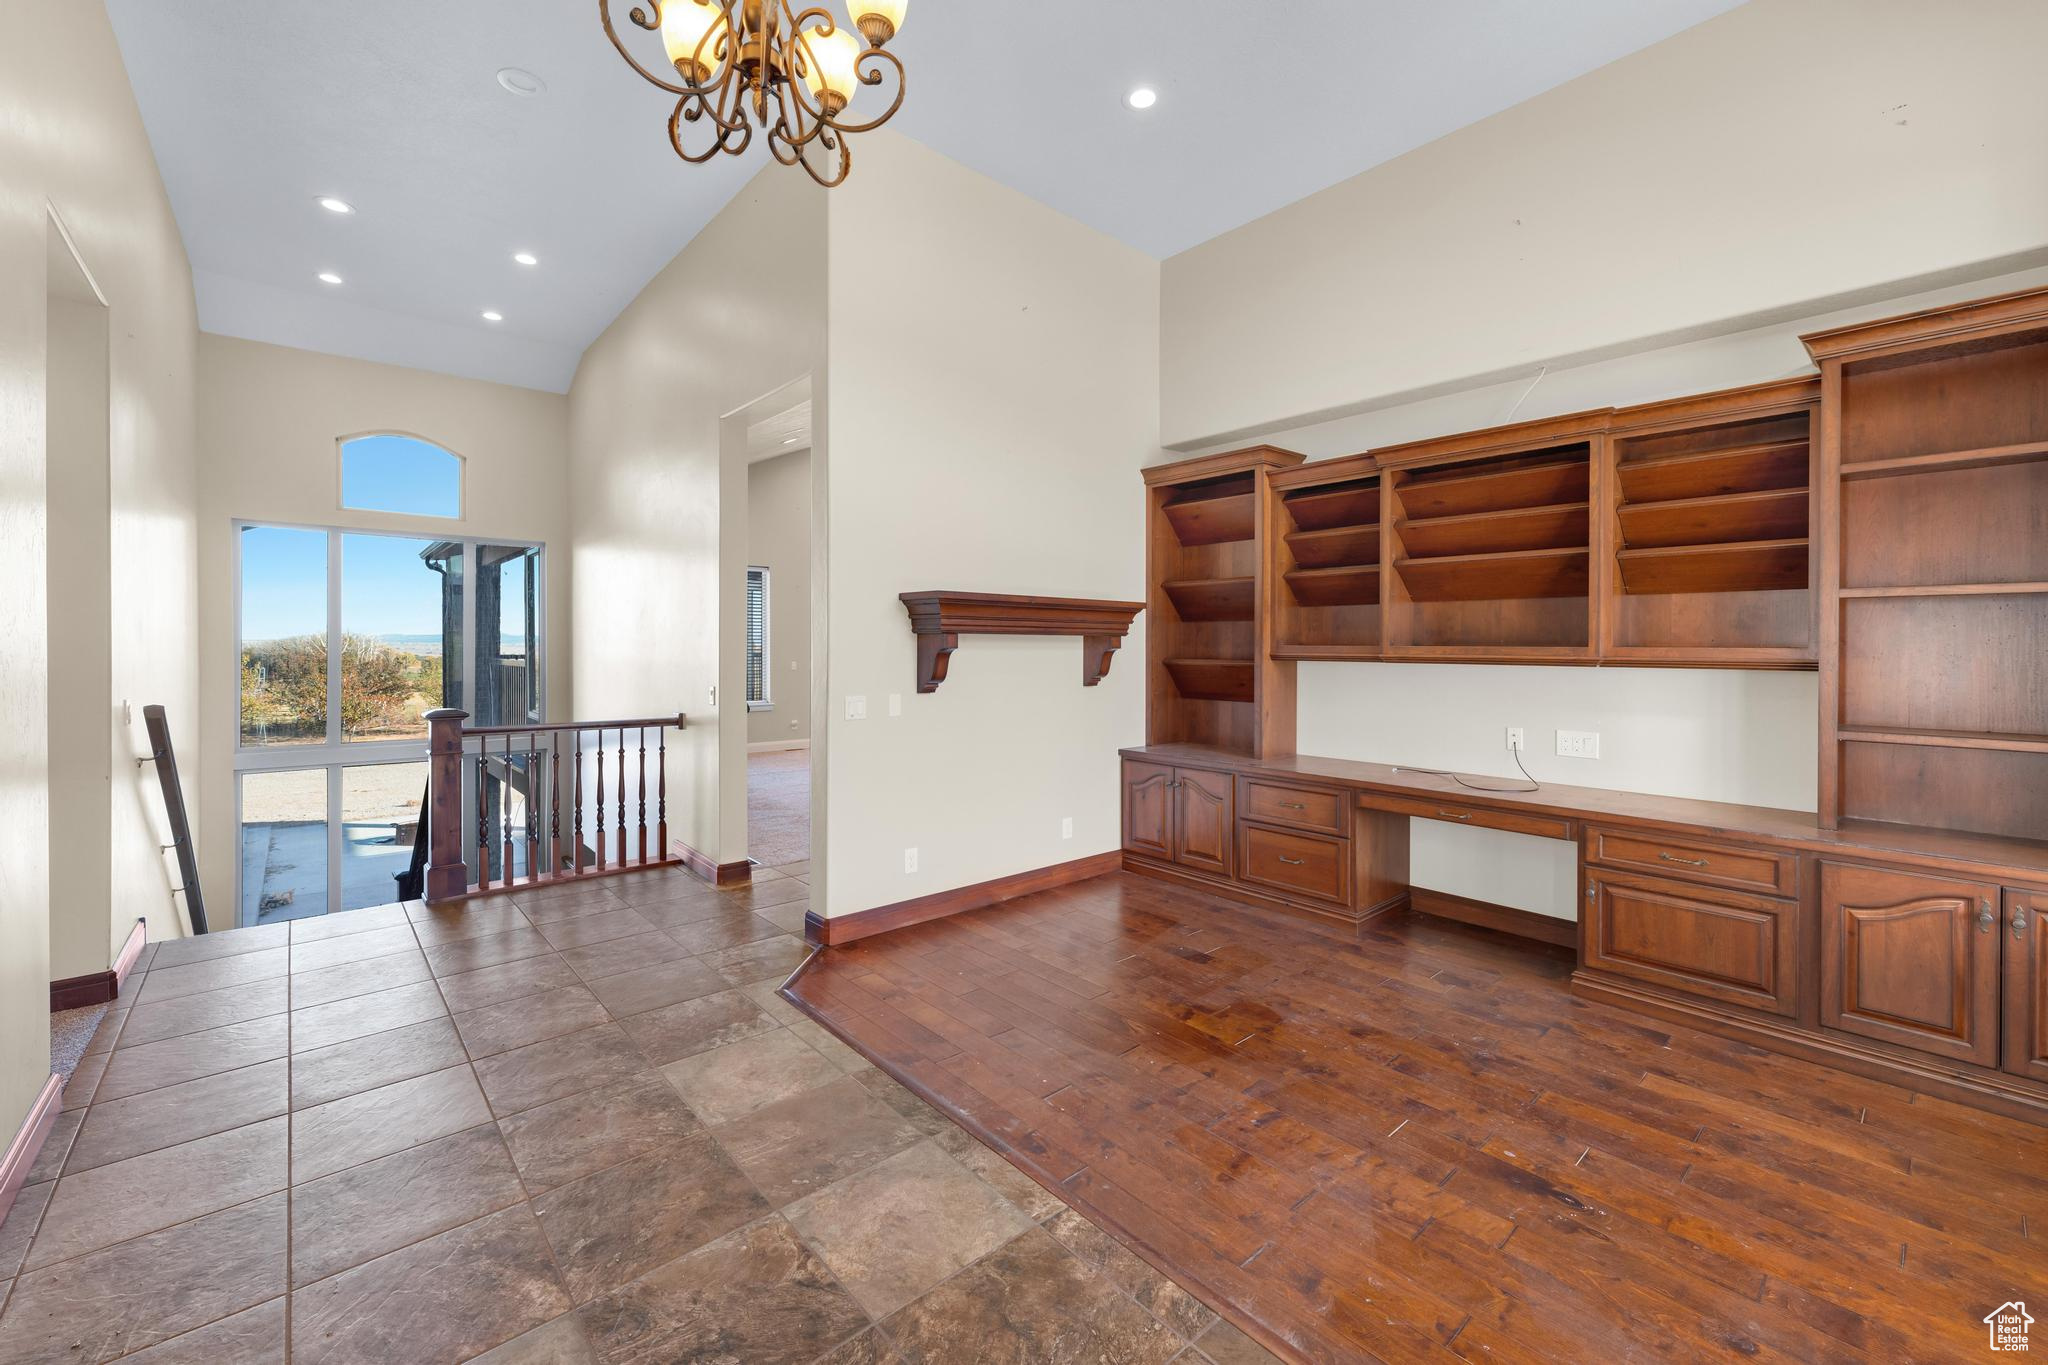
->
235, 524, 544, 925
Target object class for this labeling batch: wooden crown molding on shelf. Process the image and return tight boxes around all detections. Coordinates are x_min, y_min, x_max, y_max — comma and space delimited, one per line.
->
898, 591, 1146, 693
1140, 445, 1306, 486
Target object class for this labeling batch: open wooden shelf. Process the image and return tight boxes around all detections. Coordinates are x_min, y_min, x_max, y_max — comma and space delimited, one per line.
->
1163, 658, 1255, 704
1839, 726, 2048, 755
1837, 581, 2048, 599
1283, 524, 1379, 569
1271, 643, 1380, 661
1283, 485, 1380, 532
1618, 487, 1808, 548
1283, 565, 1380, 608
1840, 439, 2048, 481
1162, 577, 1255, 622
1618, 538, 1807, 596
1617, 439, 1809, 503
1396, 458, 1589, 521
1396, 546, 1589, 603
1161, 489, 1256, 546
1397, 501, 1588, 559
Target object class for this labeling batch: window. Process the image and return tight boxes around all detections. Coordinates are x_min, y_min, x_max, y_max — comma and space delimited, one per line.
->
235, 522, 543, 924
746, 566, 771, 710
340, 434, 462, 518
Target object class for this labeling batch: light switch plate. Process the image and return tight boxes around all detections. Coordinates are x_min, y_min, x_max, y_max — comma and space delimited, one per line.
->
887, 694, 902, 717
845, 695, 867, 721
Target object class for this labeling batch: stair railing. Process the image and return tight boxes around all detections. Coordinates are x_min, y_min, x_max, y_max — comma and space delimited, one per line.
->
139, 704, 208, 934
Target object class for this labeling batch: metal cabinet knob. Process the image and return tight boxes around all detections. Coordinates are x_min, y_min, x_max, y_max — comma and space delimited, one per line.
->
1978, 900, 1996, 932
2016, 904, 2032, 939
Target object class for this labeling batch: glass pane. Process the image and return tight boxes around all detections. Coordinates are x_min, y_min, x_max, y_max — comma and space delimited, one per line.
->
240, 768, 328, 925
341, 533, 456, 742
239, 526, 328, 747
340, 434, 461, 518
342, 761, 428, 911
475, 545, 542, 726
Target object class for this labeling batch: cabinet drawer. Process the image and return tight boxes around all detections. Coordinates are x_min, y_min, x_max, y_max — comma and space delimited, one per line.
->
1241, 778, 1346, 835
1585, 872, 1798, 1017
1239, 825, 1348, 904
1587, 826, 1797, 898
1366, 793, 1573, 842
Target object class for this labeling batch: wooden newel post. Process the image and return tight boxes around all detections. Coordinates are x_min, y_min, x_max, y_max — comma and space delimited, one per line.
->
424, 708, 470, 902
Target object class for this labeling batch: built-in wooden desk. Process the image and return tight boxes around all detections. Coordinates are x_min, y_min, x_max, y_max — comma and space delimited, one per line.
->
1120, 742, 2048, 1124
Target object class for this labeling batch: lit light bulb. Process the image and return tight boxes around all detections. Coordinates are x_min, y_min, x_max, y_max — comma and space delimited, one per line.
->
661, 0, 729, 84
799, 24, 862, 114
850, 0, 906, 45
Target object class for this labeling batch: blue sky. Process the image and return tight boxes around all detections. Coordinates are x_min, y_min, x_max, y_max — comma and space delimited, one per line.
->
240, 527, 448, 641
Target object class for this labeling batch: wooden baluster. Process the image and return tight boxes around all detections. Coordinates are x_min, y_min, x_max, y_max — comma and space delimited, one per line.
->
548, 732, 562, 881
595, 730, 607, 871
500, 734, 515, 887
573, 730, 585, 877
423, 709, 471, 902
616, 728, 628, 866
637, 726, 649, 865
526, 733, 541, 886
475, 746, 490, 890
657, 723, 668, 865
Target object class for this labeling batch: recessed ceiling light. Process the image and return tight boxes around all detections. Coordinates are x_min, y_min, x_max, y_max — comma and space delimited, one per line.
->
1125, 87, 1158, 111
782, 435, 800, 445
317, 197, 355, 214
512, 251, 538, 267
481, 310, 504, 323
317, 271, 343, 285
497, 67, 547, 97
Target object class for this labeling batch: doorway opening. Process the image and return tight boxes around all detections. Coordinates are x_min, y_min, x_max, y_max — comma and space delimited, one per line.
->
742, 392, 813, 876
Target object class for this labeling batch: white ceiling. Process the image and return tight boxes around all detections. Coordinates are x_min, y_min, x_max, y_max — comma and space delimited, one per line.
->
106, 0, 1744, 393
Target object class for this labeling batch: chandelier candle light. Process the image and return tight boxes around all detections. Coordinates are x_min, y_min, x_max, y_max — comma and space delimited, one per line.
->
600, 0, 908, 188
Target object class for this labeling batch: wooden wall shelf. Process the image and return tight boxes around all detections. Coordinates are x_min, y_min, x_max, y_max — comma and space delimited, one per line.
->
898, 591, 1144, 693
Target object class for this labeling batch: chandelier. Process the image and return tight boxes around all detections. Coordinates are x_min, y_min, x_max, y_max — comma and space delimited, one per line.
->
600, 0, 908, 188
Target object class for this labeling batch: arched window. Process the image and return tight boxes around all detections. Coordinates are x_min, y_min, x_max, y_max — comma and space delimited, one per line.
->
340, 433, 462, 518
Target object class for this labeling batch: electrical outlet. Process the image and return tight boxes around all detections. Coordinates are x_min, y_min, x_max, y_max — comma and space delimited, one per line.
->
903, 847, 918, 874
1061, 816, 1074, 840
887, 693, 902, 717
1505, 727, 1526, 752
845, 695, 867, 721
1556, 729, 1600, 759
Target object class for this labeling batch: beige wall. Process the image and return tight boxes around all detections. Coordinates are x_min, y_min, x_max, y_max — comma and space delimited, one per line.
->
747, 449, 812, 747
0, 0, 200, 1131
823, 134, 1159, 918
195, 335, 572, 916
569, 168, 827, 870
1161, 0, 2048, 447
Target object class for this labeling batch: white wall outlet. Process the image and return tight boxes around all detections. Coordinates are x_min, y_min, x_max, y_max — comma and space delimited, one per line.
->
903, 846, 918, 874
1505, 726, 1526, 752
887, 693, 902, 717
1556, 729, 1600, 759
1061, 816, 1074, 840
845, 695, 867, 721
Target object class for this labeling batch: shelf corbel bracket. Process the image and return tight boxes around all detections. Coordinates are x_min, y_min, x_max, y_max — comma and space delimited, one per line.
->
898, 591, 1146, 695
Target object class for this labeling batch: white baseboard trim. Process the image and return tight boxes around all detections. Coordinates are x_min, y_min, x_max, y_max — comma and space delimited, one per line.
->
748, 739, 811, 754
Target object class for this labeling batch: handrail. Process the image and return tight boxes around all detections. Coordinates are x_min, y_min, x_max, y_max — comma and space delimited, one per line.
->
394, 780, 430, 901
139, 705, 208, 934
423, 707, 688, 903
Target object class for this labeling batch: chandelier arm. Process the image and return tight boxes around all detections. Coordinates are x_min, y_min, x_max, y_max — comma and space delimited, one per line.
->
794, 128, 851, 188
598, 0, 700, 97
817, 46, 904, 135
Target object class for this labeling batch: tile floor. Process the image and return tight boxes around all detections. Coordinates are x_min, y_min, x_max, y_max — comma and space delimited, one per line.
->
0, 865, 1271, 1364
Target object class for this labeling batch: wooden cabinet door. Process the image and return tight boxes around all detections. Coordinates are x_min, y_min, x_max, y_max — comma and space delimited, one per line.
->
1585, 874, 1797, 1017
2004, 889, 2048, 1083
1821, 863, 2000, 1066
1121, 762, 1174, 860
1173, 767, 1234, 878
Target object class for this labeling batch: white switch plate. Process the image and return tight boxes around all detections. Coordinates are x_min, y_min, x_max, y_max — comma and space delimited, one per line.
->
887, 693, 902, 717
1556, 729, 1600, 759
903, 847, 918, 874
1061, 816, 1074, 840
845, 695, 867, 721
1505, 726, 1526, 752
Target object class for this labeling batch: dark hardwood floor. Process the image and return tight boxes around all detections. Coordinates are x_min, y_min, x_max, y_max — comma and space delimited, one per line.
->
786, 870, 2048, 1364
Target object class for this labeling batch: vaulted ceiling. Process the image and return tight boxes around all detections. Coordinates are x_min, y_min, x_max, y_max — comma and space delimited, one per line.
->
107, 0, 1744, 392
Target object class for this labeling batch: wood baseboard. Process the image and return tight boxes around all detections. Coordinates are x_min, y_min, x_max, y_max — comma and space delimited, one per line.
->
50, 971, 117, 1011
112, 918, 147, 988
1573, 971, 2048, 1127
1120, 852, 1405, 930
0, 1072, 62, 1229
673, 840, 752, 886
747, 739, 810, 754
1408, 888, 1578, 948
807, 851, 1122, 946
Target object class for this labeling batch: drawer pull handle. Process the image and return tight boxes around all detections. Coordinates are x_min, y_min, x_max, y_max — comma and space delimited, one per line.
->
1279, 801, 1307, 810
1438, 810, 1471, 821
1658, 853, 1708, 868
1278, 855, 1308, 866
